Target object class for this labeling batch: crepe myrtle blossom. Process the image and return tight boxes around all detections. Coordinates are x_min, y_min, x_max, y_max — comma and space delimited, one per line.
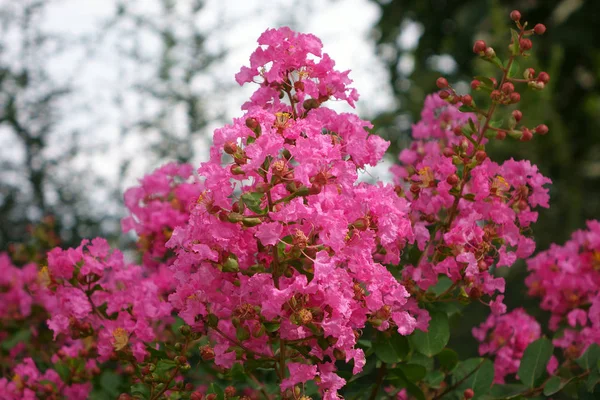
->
526, 220, 600, 356
165, 26, 421, 398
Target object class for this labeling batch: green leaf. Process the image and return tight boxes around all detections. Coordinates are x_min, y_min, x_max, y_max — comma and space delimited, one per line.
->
241, 192, 266, 214
1, 329, 31, 350
489, 383, 528, 398
577, 344, 600, 371
452, 358, 494, 399
518, 338, 554, 388
388, 367, 426, 400
53, 361, 71, 382
388, 364, 427, 382
155, 359, 178, 379
130, 383, 150, 399
373, 332, 409, 364
543, 376, 566, 396
509, 29, 521, 56
410, 352, 434, 371
263, 321, 280, 333
459, 105, 473, 113
99, 371, 123, 397
474, 76, 494, 88
425, 370, 445, 388
507, 59, 520, 78
410, 311, 450, 357
429, 276, 453, 296
587, 368, 600, 392
437, 348, 459, 372
208, 383, 225, 400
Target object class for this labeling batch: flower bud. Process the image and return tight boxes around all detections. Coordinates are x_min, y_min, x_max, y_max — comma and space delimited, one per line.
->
464, 388, 475, 399
520, 128, 533, 141
442, 147, 455, 157
303, 98, 320, 111
496, 130, 507, 140
436, 77, 449, 89
200, 345, 215, 361
453, 126, 463, 136
225, 386, 236, 398
510, 10, 521, 21
333, 348, 346, 361
191, 392, 204, 400
519, 38, 533, 51
512, 110, 523, 122
470, 79, 481, 90
501, 82, 514, 94
179, 325, 191, 336
473, 40, 486, 54
509, 92, 521, 103
446, 174, 459, 185
537, 71, 550, 84
439, 90, 450, 100
523, 69, 535, 81
490, 90, 502, 102
223, 141, 237, 155
294, 81, 305, 91
461, 95, 473, 106
484, 47, 496, 58
535, 124, 549, 135
534, 23, 546, 35
475, 150, 487, 163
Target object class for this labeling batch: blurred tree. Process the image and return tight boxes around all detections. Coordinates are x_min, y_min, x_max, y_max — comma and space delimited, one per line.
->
0, 0, 222, 251
370, 0, 600, 356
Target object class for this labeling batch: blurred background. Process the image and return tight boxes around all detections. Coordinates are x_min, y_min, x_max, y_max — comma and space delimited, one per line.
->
1, 0, 599, 349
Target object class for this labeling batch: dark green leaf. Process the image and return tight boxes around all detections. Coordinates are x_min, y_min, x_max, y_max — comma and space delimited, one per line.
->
452, 358, 494, 399
587, 368, 600, 392
1, 329, 31, 350
389, 364, 427, 382
208, 383, 225, 400
459, 105, 473, 113
518, 338, 554, 388
241, 192, 266, 214
130, 383, 150, 399
543, 376, 565, 396
437, 348, 459, 372
509, 29, 520, 55
489, 383, 528, 398
577, 344, 600, 371
99, 371, 123, 396
388, 367, 426, 400
155, 359, 178, 379
373, 333, 409, 364
53, 361, 71, 382
410, 311, 450, 357
425, 370, 445, 387
263, 321, 280, 333
507, 59, 520, 78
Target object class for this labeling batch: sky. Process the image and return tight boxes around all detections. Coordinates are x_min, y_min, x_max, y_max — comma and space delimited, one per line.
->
1, 0, 411, 229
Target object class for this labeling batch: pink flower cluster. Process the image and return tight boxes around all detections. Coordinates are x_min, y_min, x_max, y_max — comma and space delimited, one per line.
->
0, 357, 90, 400
44, 237, 172, 362
393, 94, 551, 313
526, 220, 600, 354
0, 253, 40, 321
166, 27, 423, 399
473, 308, 556, 382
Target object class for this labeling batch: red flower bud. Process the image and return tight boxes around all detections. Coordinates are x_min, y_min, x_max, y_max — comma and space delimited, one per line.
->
490, 77, 498, 87
442, 147, 455, 157
475, 150, 487, 163
473, 40, 487, 54
524, 68, 535, 80
471, 79, 481, 90
453, 126, 463, 136
519, 38, 533, 51
520, 128, 533, 141
446, 174, 459, 185
490, 90, 502, 102
534, 23, 546, 35
461, 95, 473, 106
510, 10, 521, 21
464, 388, 475, 399
436, 77, 449, 89
509, 92, 521, 103
512, 110, 523, 122
496, 130, 506, 140
223, 141, 237, 155
501, 82, 514, 94
537, 71, 550, 84
439, 90, 450, 100
484, 47, 496, 58
535, 124, 549, 135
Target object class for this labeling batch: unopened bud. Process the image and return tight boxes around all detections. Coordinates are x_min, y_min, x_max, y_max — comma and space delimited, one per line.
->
509, 92, 521, 103
501, 82, 514, 94
473, 40, 486, 54
223, 141, 237, 155
436, 77, 449, 89
446, 174, 459, 185
464, 388, 475, 399
535, 124, 549, 135
453, 126, 463, 136
512, 110, 523, 122
510, 10, 521, 21
199, 345, 215, 360
496, 130, 507, 140
442, 147, 455, 157
534, 23, 546, 35
520, 128, 533, 141
470, 79, 481, 90
519, 38, 533, 51
524, 68, 535, 80
537, 71, 550, 84
439, 90, 450, 100
475, 150, 487, 163
303, 98, 320, 111
461, 95, 473, 106
484, 47, 495, 58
